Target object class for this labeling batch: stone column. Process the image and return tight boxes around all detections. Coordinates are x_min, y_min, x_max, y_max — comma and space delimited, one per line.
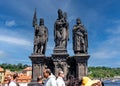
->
74, 54, 90, 80
28, 55, 45, 86
52, 53, 69, 80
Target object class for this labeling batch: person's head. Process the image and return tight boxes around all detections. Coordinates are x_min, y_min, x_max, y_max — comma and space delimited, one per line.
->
13, 73, 19, 80
58, 71, 64, 78
39, 18, 44, 25
80, 76, 91, 86
7, 74, 12, 81
92, 80, 104, 86
80, 76, 104, 86
37, 75, 43, 83
68, 75, 74, 80
43, 68, 51, 78
76, 18, 81, 25
7, 74, 12, 84
58, 9, 63, 19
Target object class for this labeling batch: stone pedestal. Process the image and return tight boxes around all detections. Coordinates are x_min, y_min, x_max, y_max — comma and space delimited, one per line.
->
52, 47, 69, 80
28, 54, 45, 86
53, 47, 68, 54
66, 57, 76, 79
74, 54, 90, 80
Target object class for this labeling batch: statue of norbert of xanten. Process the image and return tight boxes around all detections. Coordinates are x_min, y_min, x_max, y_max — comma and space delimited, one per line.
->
54, 9, 69, 49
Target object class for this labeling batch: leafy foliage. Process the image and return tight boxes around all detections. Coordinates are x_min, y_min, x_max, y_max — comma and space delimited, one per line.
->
0, 63, 30, 71
88, 66, 120, 78
0, 63, 120, 79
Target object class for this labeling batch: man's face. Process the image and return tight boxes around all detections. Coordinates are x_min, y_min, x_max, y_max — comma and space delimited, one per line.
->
60, 72, 64, 78
16, 76, 19, 80
77, 20, 81, 25
7, 75, 12, 81
97, 81, 102, 86
92, 81, 102, 86
43, 70, 49, 78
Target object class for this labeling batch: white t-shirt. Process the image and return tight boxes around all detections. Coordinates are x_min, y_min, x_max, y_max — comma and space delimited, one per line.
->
9, 81, 18, 86
44, 75, 57, 86
56, 77, 65, 86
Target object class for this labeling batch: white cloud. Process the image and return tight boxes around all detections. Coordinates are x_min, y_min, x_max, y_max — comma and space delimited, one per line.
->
91, 34, 120, 59
5, 20, 16, 27
0, 51, 4, 55
14, 59, 31, 64
106, 25, 120, 34
0, 35, 32, 46
105, 36, 120, 46
68, 16, 76, 23
112, 19, 120, 24
91, 49, 118, 59
90, 19, 120, 59
0, 50, 6, 58
114, 61, 120, 66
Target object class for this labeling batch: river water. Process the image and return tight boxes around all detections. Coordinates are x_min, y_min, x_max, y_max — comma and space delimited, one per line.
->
104, 83, 120, 86
104, 80, 120, 86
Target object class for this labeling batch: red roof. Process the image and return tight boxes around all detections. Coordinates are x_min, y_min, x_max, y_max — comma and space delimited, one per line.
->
0, 67, 4, 72
23, 67, 32, 71
17, 73, 31, 83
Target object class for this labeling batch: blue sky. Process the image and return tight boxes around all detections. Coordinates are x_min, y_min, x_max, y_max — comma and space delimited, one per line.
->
0, 0, 120, 67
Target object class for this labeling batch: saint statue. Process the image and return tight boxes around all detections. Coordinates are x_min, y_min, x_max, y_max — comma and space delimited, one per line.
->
73, 18, 88, 54
33, 9, 48, 55
54, 9, 69, 49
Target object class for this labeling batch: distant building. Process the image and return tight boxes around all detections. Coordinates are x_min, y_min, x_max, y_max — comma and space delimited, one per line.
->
23, 67, 32, 76
17, 73, 31, 86
0, 67, 5, 83
17, 67, 32, 86
2, 67, 32, 86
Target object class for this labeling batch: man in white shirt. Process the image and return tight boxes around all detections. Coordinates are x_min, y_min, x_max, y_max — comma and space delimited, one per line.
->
56, 71, 65, 86
43, 68, 57, 86
9, 73, 19, 86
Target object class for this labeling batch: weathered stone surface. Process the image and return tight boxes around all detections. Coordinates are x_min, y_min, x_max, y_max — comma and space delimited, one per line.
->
28, 9, 90, 86
73, 54, 90, 79
33, 10, 48, 55
54, 9, 69, 50
73, 18, 88, 54
29, 55, 45, 81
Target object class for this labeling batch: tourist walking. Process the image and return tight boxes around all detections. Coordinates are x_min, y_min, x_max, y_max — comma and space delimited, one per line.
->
56, 71, 65, 86
8, 73, 19, 86
80, 76, 104, 86
43, 68, 57, 86
7, 74, 12, 86
36, 75, 43, 86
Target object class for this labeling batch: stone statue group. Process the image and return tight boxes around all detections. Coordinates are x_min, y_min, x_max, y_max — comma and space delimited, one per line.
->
32, 9, 88, 55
